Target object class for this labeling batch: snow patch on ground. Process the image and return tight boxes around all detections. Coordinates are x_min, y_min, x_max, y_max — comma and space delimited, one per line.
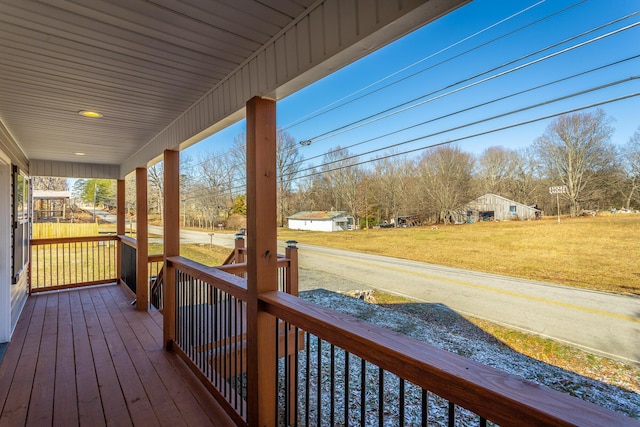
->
299, 289, 640, 420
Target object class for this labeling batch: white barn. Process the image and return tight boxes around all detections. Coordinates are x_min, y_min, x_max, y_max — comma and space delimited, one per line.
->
465, 194, 541, 222
287, 211, 354, 232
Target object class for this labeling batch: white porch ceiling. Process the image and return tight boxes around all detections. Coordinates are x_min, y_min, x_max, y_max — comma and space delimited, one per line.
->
0, 0, 468, 178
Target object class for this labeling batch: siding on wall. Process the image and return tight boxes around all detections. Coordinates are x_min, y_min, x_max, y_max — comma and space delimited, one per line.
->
288, 219, 334, 232
467, 194, 539, 221
30, 160, 120, 179
0, 122, 28, 173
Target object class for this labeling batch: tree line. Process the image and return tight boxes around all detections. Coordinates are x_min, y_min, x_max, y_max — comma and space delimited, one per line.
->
66, 109, 638, 228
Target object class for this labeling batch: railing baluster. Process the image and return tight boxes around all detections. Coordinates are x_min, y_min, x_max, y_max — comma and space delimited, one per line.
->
305, 331, 310, 427
422, 389, 428, 427
316, 337, 322, 427
278, 318, 284, 426
360, 358, 366, 427
399, 378, 405, 426
294, 325, 300, 426
448, 402, 455, 427
345, 351, 350, 426
378, 367, 384, 427
330, 344, 335, 427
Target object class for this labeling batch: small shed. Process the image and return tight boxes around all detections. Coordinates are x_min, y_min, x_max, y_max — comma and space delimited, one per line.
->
464, 194, 541, 222
287, 211, 354, 232
32, 190, 71, 221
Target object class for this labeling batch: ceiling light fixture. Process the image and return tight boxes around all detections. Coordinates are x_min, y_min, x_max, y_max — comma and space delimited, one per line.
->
74, 152, 86, 156
78, 110, 103, 118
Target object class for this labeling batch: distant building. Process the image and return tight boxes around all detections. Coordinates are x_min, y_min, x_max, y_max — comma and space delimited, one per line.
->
464, 194, 541, 222
287, 210, 355, 232
32, 190, 71, 221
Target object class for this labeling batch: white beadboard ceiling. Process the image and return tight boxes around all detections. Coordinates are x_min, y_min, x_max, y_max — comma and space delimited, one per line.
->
0, 0, 468, 178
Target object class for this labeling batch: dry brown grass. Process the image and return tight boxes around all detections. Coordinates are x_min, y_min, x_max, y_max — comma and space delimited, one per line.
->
279, 214, 640, 295
371, 290, 639, 393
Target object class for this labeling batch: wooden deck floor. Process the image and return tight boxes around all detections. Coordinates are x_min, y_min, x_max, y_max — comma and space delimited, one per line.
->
0, 284, 235, 427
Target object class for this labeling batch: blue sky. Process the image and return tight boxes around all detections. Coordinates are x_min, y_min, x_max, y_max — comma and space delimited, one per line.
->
186, 0, 639, 167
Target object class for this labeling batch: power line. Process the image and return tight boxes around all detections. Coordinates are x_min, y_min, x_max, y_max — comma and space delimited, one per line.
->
289, 55, 640, 170
180, 73, 640, 201
190, 31, 640, 197
281, 0, 557, 130
299, 12, 640, 145
278, 92, 640, 187
217, 1, 585, 158
281, 77, 639, 180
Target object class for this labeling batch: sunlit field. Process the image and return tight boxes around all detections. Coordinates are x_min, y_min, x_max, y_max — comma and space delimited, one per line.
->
279, 214, 640, 296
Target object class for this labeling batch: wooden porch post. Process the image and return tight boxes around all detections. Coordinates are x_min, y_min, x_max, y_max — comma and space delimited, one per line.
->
235, 234, 245, 263
285, 240, 299, 296
116, 179, 125, 285
135, 167, 148, 311
163, 149, 180, 350
245, 96, 278, 426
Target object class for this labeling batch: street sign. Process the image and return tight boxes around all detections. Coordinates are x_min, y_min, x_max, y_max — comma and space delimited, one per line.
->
549, 185, 567, 195
549, 185, 567, 223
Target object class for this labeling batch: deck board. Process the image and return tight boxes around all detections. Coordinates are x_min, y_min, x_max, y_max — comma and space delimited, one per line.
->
0, 284, 235, 427
54, 291, 79, 427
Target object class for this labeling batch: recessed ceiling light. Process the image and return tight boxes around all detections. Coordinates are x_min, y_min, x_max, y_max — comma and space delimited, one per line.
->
74, 152, 86, 156
78, 110, 103, 118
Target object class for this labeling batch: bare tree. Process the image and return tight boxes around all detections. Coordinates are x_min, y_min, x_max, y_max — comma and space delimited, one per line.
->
195, 152, 235, 228
229, 132, 247, 189
148, 163, 164, 222
510, 148, 541, 205
370, 154, 416, 223
617, 127, 640, 209
418, 145, 475, 224
32, 176, 68, 191
321, 147, 363, 222
533, 109, 615, 216
476, 146, 518, 197
276, 129, 303, 226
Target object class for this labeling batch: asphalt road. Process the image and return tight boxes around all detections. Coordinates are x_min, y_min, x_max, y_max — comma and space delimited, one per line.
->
141, 222, 640, 364
293, 243, 640, 365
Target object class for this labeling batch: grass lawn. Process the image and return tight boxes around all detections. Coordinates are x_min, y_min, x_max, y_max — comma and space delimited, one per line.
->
148, 242, 231, 266
279, 214, 640, 296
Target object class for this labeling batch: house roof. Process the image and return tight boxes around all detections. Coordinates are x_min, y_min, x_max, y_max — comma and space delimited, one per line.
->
0, 0, 468, 179
288, 211, 351, 220
32, 190, 71, 200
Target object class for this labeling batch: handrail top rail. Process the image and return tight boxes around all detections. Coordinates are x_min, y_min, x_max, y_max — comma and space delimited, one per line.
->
31, 234, 118, 245
259, 290, 638, 427
215, 258, 289, 274
167, 255, 248, 300
148, 253, 164, 262
119, 234, 137, 248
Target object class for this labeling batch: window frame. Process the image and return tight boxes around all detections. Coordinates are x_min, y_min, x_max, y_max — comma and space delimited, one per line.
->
12, 166, 29, 283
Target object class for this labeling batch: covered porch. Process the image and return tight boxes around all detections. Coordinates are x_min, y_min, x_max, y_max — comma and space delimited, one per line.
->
0, 1, 638, 426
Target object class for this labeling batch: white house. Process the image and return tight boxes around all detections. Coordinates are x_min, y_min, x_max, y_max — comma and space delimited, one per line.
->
464, 194, 541, 222
287, 211, 354, 232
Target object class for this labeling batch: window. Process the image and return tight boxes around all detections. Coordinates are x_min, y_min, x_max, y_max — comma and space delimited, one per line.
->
509, 205, 517, 215
12, 166, 29, 282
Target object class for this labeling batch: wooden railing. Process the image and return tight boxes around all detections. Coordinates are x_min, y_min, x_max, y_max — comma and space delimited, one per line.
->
29, 235, 118, 293
261, 292, 638, 426
165, 240, 300, 426
164, 255, 635, 427
29, 234, 636, 425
